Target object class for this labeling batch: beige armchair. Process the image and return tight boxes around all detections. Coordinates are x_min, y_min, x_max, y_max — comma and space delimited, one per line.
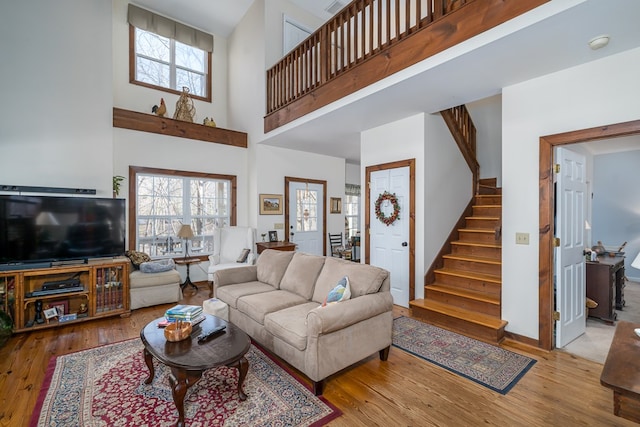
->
207, 226, 255, 297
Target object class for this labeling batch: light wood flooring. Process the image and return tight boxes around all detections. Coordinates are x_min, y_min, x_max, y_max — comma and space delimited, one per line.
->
0, 283, 634, 427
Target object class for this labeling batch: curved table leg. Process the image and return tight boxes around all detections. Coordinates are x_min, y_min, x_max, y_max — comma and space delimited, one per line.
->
229, 356, 249, 401
169, 367, 203, 427
143, 348, 154, 384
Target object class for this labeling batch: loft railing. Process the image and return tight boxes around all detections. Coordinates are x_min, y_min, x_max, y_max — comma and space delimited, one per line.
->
266, 0, 467, 116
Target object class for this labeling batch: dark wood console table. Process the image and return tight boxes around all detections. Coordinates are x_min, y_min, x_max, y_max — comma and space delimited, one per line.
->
256, 241, 296, 254
601, 321, 640, 422
586, 255, 625, 324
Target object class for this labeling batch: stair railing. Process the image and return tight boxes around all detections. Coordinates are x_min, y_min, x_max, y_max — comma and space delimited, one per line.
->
266, 0, 470, 116
440, 104, 479, 193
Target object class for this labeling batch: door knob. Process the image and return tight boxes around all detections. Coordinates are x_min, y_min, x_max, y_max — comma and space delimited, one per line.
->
402, 242, 408, 247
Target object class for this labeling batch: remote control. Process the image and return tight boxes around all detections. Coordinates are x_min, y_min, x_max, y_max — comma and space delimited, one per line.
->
197, 325, 226, 344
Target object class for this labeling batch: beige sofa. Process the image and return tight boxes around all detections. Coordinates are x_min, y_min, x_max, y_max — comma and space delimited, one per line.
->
213, 249, 393, 395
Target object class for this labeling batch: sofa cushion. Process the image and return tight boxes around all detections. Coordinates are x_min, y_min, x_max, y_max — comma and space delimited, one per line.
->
264, 302, 320, 351
279, 252, 326, 299
125, 250, 151, 270
256, 249, 295, 288
312, 257, 389, 303
323, 276, 351, 306
129, 269, 181, 289
216, 281, 276, 309
237, 290, 307, 325
139, 258, 175, 273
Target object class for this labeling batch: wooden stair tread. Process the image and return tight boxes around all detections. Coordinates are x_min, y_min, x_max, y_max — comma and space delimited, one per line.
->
410, 299, 507, 329
473, 204, 501, 208
451, 241, 501, 249
458, 228, 495, 234
426, 284, 500, 305
442, 253, 501, 265
465, 216, 500, 220
435, 267, 501, 283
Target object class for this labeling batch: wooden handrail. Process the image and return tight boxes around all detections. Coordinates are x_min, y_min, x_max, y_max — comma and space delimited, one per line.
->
441, 105, 479, 192
266, 0, 468, 116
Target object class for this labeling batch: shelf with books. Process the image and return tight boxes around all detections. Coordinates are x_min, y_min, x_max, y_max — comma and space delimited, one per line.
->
5, 260, 130, 333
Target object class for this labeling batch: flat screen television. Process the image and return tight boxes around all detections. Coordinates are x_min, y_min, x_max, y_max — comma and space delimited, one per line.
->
0, 195, 126, 268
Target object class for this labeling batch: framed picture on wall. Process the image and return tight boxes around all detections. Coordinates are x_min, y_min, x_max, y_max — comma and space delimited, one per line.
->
330, 197, 342, 214
259, 194, 283, 215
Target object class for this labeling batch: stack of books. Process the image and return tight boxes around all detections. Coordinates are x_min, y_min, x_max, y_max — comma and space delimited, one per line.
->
164, 304, 205, 326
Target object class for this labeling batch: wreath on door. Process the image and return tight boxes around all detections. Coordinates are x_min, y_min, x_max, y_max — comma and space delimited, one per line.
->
375, 191, 400, 226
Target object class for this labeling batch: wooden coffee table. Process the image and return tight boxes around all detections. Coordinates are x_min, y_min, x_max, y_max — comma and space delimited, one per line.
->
140, 314, 251, 427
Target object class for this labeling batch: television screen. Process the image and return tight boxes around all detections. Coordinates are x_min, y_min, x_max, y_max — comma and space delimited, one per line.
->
0, 195, 126, 266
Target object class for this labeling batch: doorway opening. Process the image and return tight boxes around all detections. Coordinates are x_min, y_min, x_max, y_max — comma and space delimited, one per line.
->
284, 176, 327, 256
538, 119, 640, 351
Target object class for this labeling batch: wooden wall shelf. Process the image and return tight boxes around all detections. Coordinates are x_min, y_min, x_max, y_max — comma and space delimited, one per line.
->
113, 107, 247, 148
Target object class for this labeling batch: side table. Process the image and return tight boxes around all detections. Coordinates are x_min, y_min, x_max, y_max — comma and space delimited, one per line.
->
174, 257, 201, 291
256, 241, 296, 254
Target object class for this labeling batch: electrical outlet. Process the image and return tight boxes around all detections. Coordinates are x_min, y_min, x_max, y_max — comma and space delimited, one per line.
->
516, 232, 530, 245
274, 223, 284, 229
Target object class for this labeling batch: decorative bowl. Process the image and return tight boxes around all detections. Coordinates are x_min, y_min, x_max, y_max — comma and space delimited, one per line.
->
164, 321, 192, 342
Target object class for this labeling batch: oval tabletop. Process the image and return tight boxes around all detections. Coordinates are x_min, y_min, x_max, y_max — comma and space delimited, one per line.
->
140, 314, 250, 371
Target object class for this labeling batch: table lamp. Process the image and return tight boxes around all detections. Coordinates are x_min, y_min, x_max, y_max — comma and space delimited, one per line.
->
177, 224, 194, 259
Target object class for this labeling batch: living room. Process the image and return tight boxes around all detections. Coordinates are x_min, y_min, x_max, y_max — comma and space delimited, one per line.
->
2, 0, 640, 424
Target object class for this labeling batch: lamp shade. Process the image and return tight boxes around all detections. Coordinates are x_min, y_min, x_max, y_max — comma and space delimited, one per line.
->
177, 224, 194, 239
632, 251, 640, 270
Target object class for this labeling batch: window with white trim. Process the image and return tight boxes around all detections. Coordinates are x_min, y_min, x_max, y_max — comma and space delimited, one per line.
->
131, 168, 235, 257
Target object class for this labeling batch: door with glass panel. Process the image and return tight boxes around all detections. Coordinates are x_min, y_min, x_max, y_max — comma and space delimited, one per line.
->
287, 181, 324, 256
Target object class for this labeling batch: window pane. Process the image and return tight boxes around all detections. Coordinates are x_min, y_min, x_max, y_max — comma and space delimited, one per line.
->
136, 57, 170, 88
175, 41, 205, 72
135, 172, 232, 257
176, 69, 205, 97
295, 189, 318, 232
136, 28, 170, 62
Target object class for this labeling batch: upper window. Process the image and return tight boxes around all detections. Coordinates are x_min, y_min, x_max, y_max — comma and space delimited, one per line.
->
128, 4, 213, 102
130, 167, 236, 258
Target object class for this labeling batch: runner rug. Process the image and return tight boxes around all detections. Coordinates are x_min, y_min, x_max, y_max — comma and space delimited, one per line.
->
392, 316, 536, 394
30, 339, 340, 427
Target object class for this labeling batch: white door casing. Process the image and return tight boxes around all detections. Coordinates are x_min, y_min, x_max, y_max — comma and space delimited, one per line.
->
555, 147, 587, 348
370, 167, 410, 307
288, 181, 323, 256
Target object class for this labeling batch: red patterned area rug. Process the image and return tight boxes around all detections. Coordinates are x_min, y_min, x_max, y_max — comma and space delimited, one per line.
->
393, 316, 536, 394
30, 339, 341, 427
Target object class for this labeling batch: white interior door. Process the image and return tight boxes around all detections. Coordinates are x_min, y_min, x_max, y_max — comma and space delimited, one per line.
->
288, 181, 323, 255
370, 167, 410, 307
555, 147, 587, 348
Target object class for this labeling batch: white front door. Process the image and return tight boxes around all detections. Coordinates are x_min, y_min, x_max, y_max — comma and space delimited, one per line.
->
370, 167, 410, 307
288, 181, 323, 255
555, 147, 587, 348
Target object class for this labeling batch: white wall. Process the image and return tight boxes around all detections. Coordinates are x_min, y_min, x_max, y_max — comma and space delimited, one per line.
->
346, 163, 360, 185
264, 0, 324, 68
502, 47, 640, 339
0, 0, 114, 196
592, 149, 640, 281
467, 95, 502, 185
362, 113, 469, 299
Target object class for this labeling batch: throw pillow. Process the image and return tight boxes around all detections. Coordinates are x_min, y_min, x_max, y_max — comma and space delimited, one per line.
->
125, 250, 151, 270
237, 248, 251, 263
323, 276, 351, 307
140, 258, 176, 273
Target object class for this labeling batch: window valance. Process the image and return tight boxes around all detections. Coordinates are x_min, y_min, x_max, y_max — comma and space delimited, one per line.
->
345, 184, 361, 196
128, 4, 214, 52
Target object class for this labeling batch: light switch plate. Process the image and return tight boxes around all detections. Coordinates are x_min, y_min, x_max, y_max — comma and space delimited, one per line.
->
516, 232, 530, 245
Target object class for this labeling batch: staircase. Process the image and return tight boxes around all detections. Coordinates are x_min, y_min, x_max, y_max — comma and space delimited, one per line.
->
410, 179, 507, 344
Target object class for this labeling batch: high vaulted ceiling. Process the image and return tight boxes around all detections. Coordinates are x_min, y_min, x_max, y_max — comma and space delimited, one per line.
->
131, 0, 640, 162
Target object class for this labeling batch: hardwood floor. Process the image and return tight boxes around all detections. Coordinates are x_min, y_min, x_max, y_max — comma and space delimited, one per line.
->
0, 283, 633, 426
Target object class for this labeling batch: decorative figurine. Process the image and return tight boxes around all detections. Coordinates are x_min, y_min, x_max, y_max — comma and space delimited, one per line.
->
152, 98, 167, 117
173, 87, 195, 122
